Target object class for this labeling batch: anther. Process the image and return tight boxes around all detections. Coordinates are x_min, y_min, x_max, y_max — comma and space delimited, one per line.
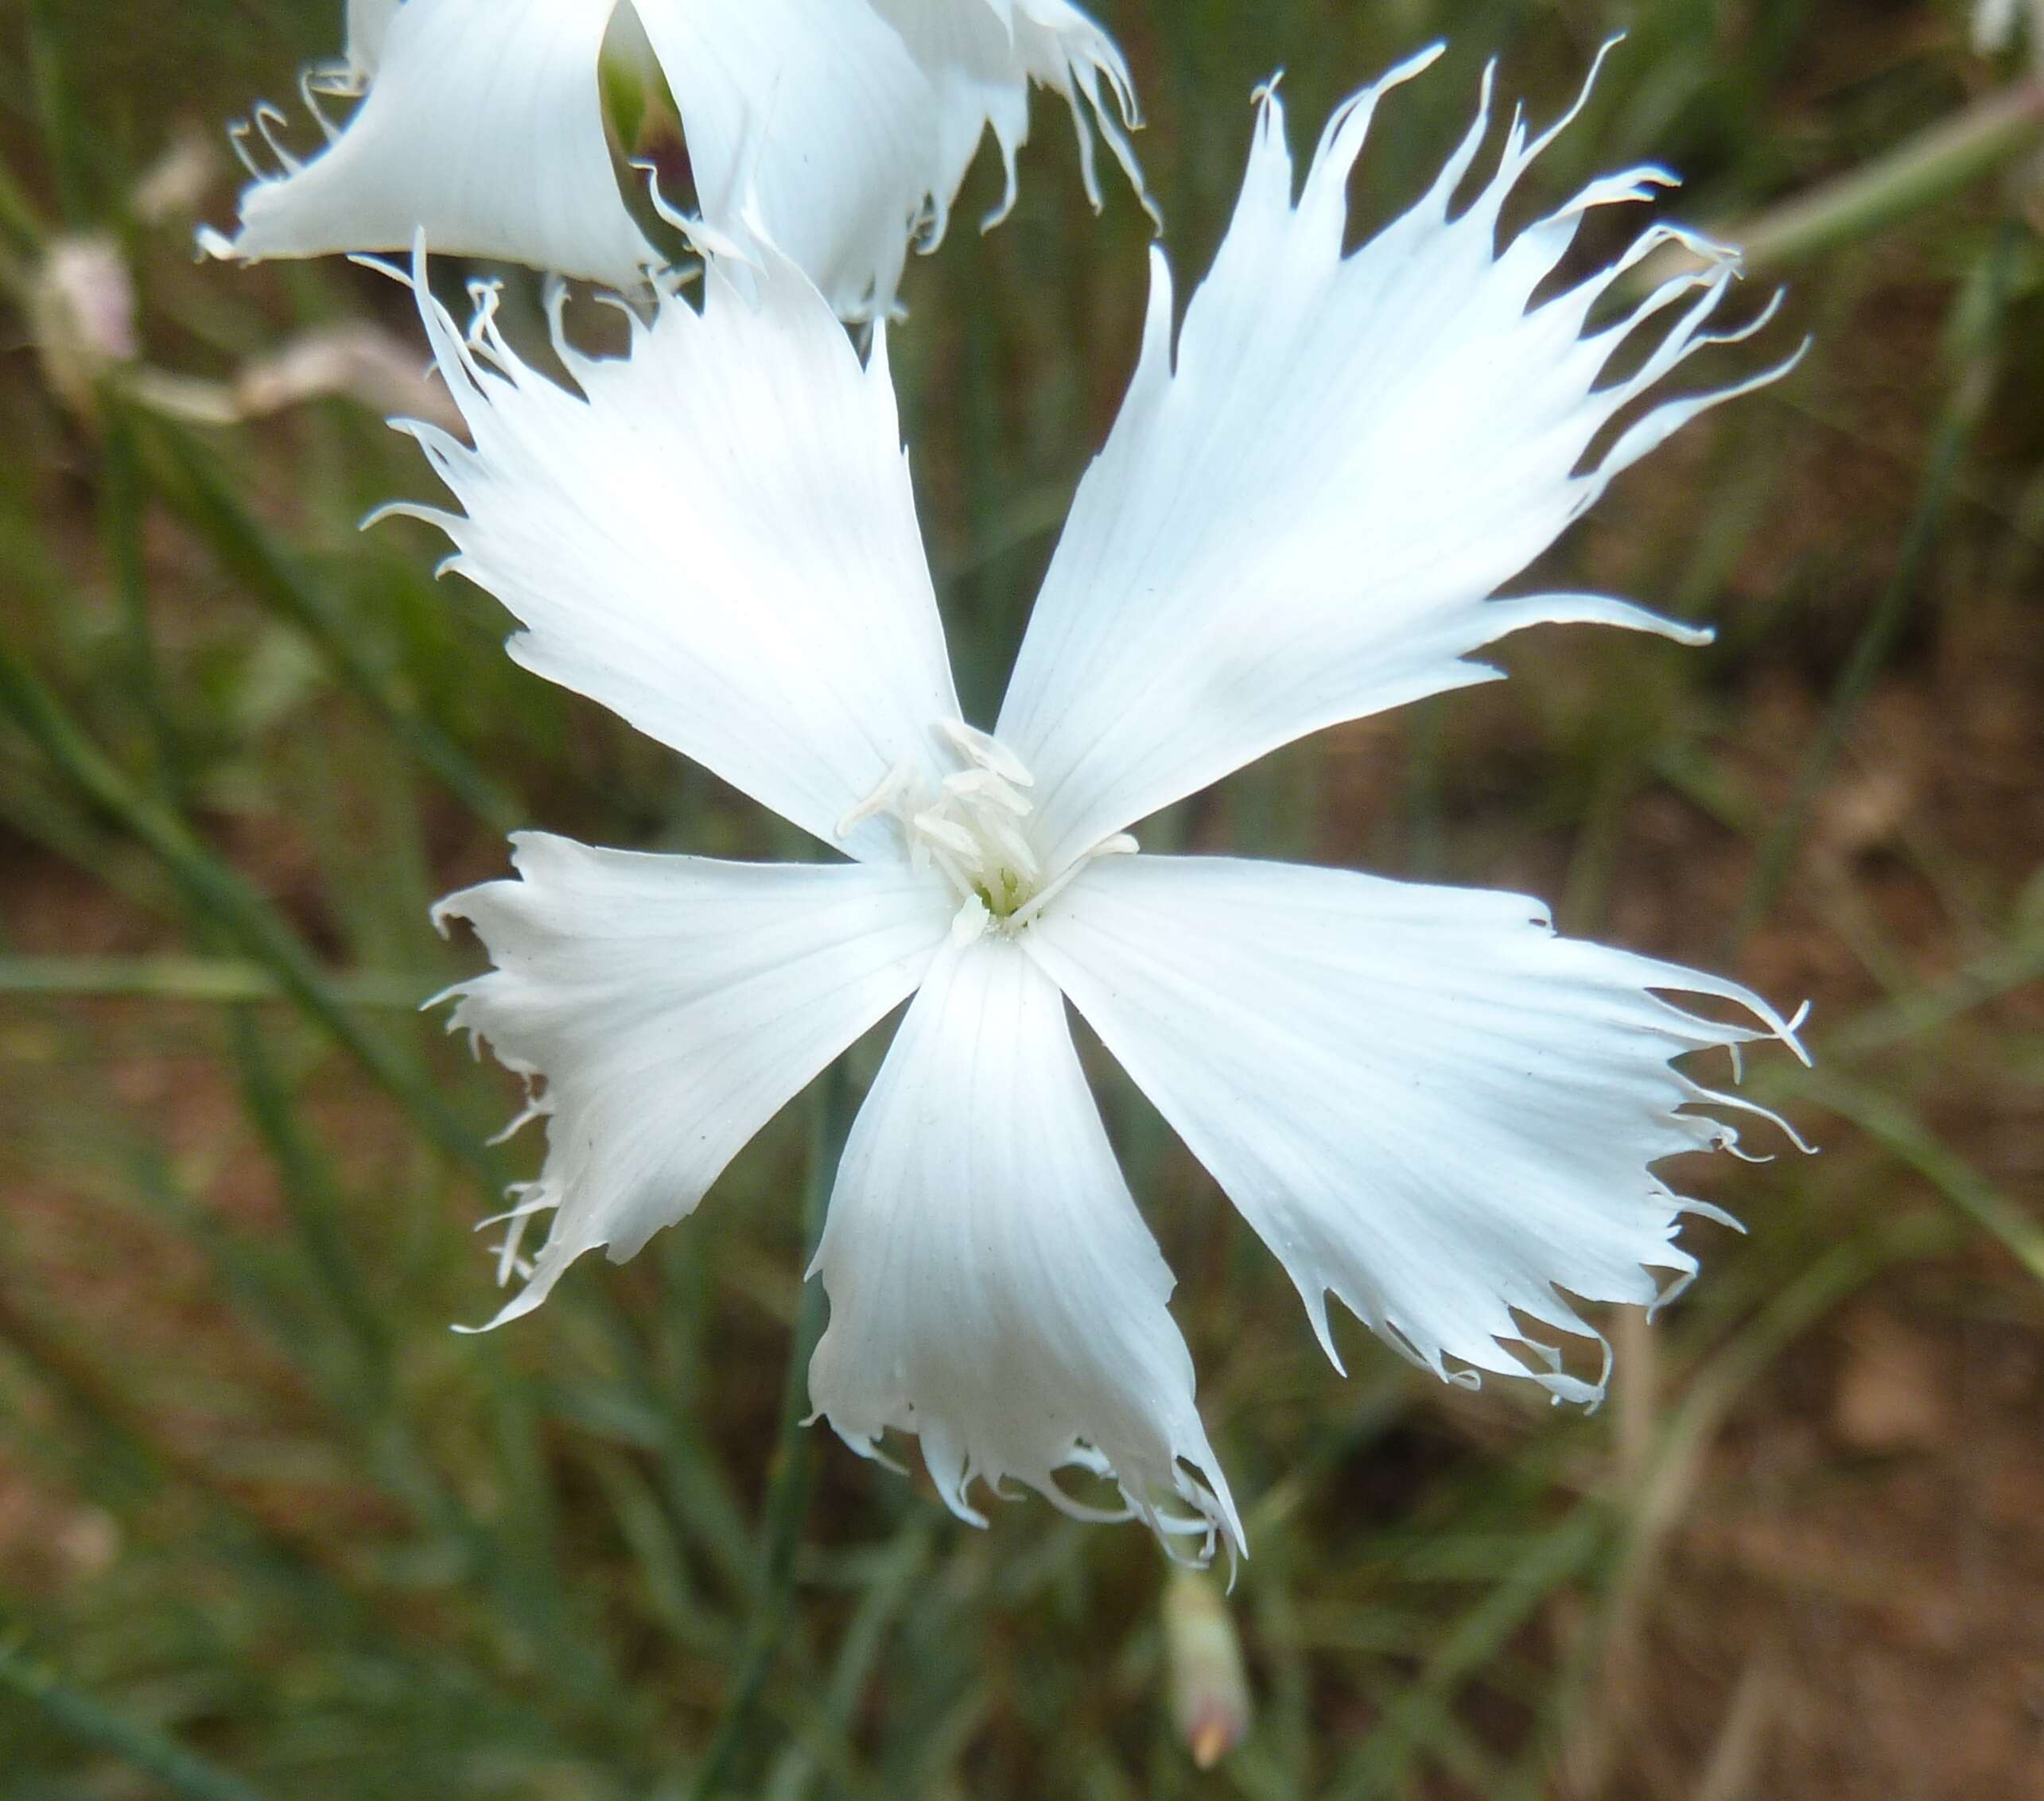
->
937, 717, 1035, 787
910, 810, 982, 863
837, 758, 917, 839
940, 767, 1032, 814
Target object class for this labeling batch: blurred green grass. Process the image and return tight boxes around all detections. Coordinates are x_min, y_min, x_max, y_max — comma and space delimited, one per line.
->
1, 1, 2041, 1796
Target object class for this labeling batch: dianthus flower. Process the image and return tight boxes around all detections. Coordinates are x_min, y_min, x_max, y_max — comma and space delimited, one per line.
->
202, 0, 1148, 317
406, 49, 1809, 1563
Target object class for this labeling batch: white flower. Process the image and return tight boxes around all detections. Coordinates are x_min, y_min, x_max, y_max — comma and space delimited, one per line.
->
343, 0, 399, 80
410, 48, 1810, 1563
865, 0, 1152, 235
200, 0, 1149, 318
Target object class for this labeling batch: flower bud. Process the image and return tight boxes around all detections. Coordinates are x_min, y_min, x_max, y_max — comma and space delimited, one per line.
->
1163, 1567, 1252, 1770
30, 235, 138, 421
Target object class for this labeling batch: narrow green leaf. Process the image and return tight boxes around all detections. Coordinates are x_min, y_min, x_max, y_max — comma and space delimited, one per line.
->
144, 417, 523, 835
0, 1633, 276, 1801
0, 639, 499, 1190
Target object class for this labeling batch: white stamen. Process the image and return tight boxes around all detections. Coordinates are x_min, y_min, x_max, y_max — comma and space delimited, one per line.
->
941, 767, 1033, 814
910, 809, 984, 863
978, 813, 1043, 882
938, 716, 1036, 787
950, 894, 993, 947
1010, 834, 1138, 930
837, 721, 1133, 937
836, 758, 917, 838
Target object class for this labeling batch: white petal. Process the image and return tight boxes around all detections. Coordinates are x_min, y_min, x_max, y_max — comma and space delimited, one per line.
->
1024, 854, 1809, 1403
997, 49, 1799, 875
434, 833, 953, 1326
345, 0, 402, 80
204, 0, 658, 287
865, 0, 1152, 240
632, 0, 938, 319
393, 246, 962, 861
808, 935, 1242, 1562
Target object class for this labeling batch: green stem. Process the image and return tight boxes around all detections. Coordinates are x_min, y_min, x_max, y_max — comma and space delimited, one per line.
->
0, 1634, 275, 1801
1626, 82, 2044, 298
1733, 83, 2044, 274
1730, 220, 2017, 945
0, 149, 45, 259
1335, 1510, 1607, 1798
688, 1062, 851, 1801
1821, 925, 2044, 1056
24, 0, 90, 227
1507, 1209, 1960, 1801
0, 952, 422, 1007
142, 417, 523, 835
0, 639, 499, 1190
1797, 1069, 2044, 1287
0, 1283, 597, 1766
100, 407, 184, 801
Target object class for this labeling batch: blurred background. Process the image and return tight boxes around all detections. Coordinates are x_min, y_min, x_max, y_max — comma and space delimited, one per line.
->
1, 0, 2040, 1795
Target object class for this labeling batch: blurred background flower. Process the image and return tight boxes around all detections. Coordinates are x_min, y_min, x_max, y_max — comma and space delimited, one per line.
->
0, 2, 2039, 1798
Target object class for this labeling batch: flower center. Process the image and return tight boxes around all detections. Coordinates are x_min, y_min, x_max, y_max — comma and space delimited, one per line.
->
838, 720, 1135, 945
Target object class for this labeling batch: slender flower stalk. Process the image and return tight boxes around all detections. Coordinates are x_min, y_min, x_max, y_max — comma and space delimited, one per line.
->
686, 1063, 848, 1801
406, 47, 1810, 1566
200, 0, 1150, 318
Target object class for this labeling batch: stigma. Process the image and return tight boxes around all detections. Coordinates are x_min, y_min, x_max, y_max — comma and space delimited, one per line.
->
839, 720, 1135, 945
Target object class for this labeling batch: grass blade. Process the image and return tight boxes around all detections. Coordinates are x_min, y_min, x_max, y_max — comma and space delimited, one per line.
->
143, 416, 523, 835
0, 637, 499, 1190
0, 1633, 276, 1801
687, 1063, 850, 1800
